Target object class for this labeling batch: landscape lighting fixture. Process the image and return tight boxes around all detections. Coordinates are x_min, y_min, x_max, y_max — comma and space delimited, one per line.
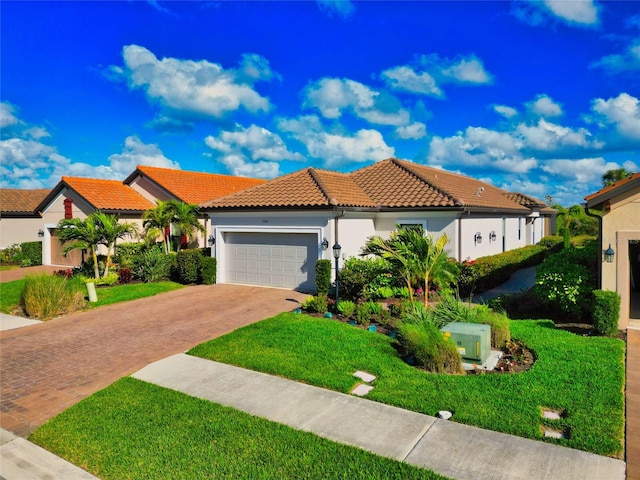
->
37, 229, 45, 237
207, 235, 215, 246
603, 244, 615, 263
321, 237, 329, 250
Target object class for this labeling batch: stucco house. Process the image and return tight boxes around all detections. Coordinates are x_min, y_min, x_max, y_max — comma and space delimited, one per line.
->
585, 173, 640, 329
0, 166, 266, 266
202, 158, 555, 292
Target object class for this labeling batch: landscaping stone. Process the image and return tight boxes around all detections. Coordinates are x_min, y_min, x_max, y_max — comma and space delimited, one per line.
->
542, 409, 562, 420
437, 411, 452, 420
353, 371, 376, 383
543, 428, 568, 439
350, 384, 374, 396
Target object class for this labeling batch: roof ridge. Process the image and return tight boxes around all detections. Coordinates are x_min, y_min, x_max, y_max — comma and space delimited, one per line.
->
390, 159, 461, 206
308, 168, 339, 206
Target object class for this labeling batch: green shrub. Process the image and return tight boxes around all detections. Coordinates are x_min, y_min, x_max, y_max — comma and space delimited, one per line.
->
393, 286, 411, 299
534, 246, 597, 319
400, 302, 440, 327
20, 241, 42, 266
199, 256, 217, 285
338, 258, 397, 301
302, 294, 328, 314
0, 244, 23, 265
373, 286, 395, 299
133, 248, 173, 283
336, 300, 356, 318
355, 302, 372, 326
174, 249, 203, 284
592, 290, 621, 336
315, 259, 332, 296
20, 274, 85, 320
538, 235, 563, 249
398, 317, 464, 374
86, 272, 119, 286
114, 242, 145, 268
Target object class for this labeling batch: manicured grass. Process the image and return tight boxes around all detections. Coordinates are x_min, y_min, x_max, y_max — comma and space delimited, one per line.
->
189, 313, 625, 458
30, 378, 449, 480
0, 279, 183, 314
84, 281, 184, 309
0, 265, 18, 271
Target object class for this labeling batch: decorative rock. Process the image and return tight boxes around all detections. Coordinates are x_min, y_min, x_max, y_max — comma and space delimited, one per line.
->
542, 409, 562, 420
367, 325, 377, 332
324, 312, 333, 318
350, 384, 374, 396
543, 428, 566, 439
438, 411, 453, 420
293, 308, 302, 314
353, 371, 376, 383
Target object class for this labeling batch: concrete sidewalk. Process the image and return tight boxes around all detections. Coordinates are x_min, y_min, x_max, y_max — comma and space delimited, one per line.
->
133, 353, 625, 480
0, 312, 41, 331
472, 266, 537, 303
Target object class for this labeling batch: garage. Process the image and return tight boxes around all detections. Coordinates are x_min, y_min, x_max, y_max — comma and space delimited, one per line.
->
49, 228, 82, 267
223, 232, 317, 291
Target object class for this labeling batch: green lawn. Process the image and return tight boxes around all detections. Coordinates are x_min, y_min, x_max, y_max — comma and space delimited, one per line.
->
30, 378, 449, 480
189, 313, 625, 458
0, 279, 183, 315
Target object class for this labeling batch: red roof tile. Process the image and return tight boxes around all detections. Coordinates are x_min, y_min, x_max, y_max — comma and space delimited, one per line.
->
62, 177, 154, 212
585, 172, 640, 202
0, 189, 51, 214
131, 166, 267, 205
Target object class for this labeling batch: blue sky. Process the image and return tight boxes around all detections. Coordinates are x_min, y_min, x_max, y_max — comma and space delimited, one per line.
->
1, 1, 639, 206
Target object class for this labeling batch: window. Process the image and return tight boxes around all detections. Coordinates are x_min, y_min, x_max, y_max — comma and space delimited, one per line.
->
398, 220, 427, 232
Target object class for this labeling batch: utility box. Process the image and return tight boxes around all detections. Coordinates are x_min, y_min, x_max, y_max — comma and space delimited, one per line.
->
440, 322, 491, 363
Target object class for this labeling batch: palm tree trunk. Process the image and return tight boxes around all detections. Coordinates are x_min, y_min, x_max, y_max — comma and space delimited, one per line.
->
92, 248, 100, 279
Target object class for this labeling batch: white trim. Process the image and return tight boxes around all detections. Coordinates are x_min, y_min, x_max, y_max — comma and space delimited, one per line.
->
42, 223, 56, 265
214, 226, 324, 285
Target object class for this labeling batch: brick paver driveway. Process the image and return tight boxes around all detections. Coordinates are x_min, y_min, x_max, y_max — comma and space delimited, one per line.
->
0, 283, 308, 436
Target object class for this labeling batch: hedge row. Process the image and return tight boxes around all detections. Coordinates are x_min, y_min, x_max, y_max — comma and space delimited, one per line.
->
458, 236, 563, 296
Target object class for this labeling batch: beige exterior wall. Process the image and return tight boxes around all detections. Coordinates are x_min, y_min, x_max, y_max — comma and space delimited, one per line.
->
600, 190, 640, 329
0, 217, 45, 248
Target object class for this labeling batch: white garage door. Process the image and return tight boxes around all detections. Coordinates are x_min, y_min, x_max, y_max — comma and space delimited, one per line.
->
224, 232, 317, 291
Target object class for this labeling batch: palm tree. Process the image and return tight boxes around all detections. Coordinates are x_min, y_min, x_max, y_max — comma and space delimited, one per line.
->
93, 211, 137, 277
167, 200, 205, 252
143, 200, 173, 253
602, 168, 633, 187
363, 226, 455, 306
56, 216, 102, 279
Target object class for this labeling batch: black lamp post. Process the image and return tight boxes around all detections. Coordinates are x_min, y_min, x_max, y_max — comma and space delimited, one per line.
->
332, 242, 341, 303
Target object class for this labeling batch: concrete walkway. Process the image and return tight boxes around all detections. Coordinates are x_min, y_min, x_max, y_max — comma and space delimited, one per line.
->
472, 266, 537, 303
131, 353, 625, 480
627, 329, 640, 480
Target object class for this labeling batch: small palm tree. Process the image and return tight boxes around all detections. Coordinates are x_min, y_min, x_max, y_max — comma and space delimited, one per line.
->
56, 215, 102, 279
167, 200, 205, 252
143, 200, 173, 253
363, 226, 455, 306
93, 211, 137, 277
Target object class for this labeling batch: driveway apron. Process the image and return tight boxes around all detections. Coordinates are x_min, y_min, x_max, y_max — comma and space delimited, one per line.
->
0, 284, 308, 437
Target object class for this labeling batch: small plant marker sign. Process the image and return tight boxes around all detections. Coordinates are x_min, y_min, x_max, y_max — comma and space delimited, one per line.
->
353, 371, 376, 383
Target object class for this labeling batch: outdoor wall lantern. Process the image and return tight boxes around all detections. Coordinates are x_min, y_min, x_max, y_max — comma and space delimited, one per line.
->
37, 229, 45, 237
489, 231, 497, 242
603, 244, 615, 263
474, 232, 482, 245
321, 237, 329, 250
207, 235, 215, 246
333, 242, 342, 303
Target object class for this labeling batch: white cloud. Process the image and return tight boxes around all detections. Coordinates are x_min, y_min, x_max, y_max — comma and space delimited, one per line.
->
528, 94, 563, 117
590, 93, 640, 139
513, 0, 600, 28
516, 119, 594, 151
205, 124, 304, 162
278, 115, 394, 167
303, 77, 412, 127
107, 135, 180, 177
493, 105, 518, 118
396, 122, 427, 140
212, 152, 281, 179
541, 157, 621, 183
316, 0, 355, 19
381, 54, 492, 97
498, 178, 548, 197
381, 66, 442, 97
591, 39, 640, 74
0, 102, 20, 129
112, 45, 273, 120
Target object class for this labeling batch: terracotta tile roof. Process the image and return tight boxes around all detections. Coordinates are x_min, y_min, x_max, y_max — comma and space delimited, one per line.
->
62, 177, 154, 212
202, 168, 374, 208
204, 158, 532, 212
130, 166, 267, 205
503, 192, 547, 209
585, 172, 640, 203
0, 189, 51, 214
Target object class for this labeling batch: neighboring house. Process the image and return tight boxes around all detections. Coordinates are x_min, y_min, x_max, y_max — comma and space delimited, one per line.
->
585, 173, 640, 329
201, 158, 554, 292
0, 189, 51, 248
0, 166, 266, 266
36, 177, 154, 266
